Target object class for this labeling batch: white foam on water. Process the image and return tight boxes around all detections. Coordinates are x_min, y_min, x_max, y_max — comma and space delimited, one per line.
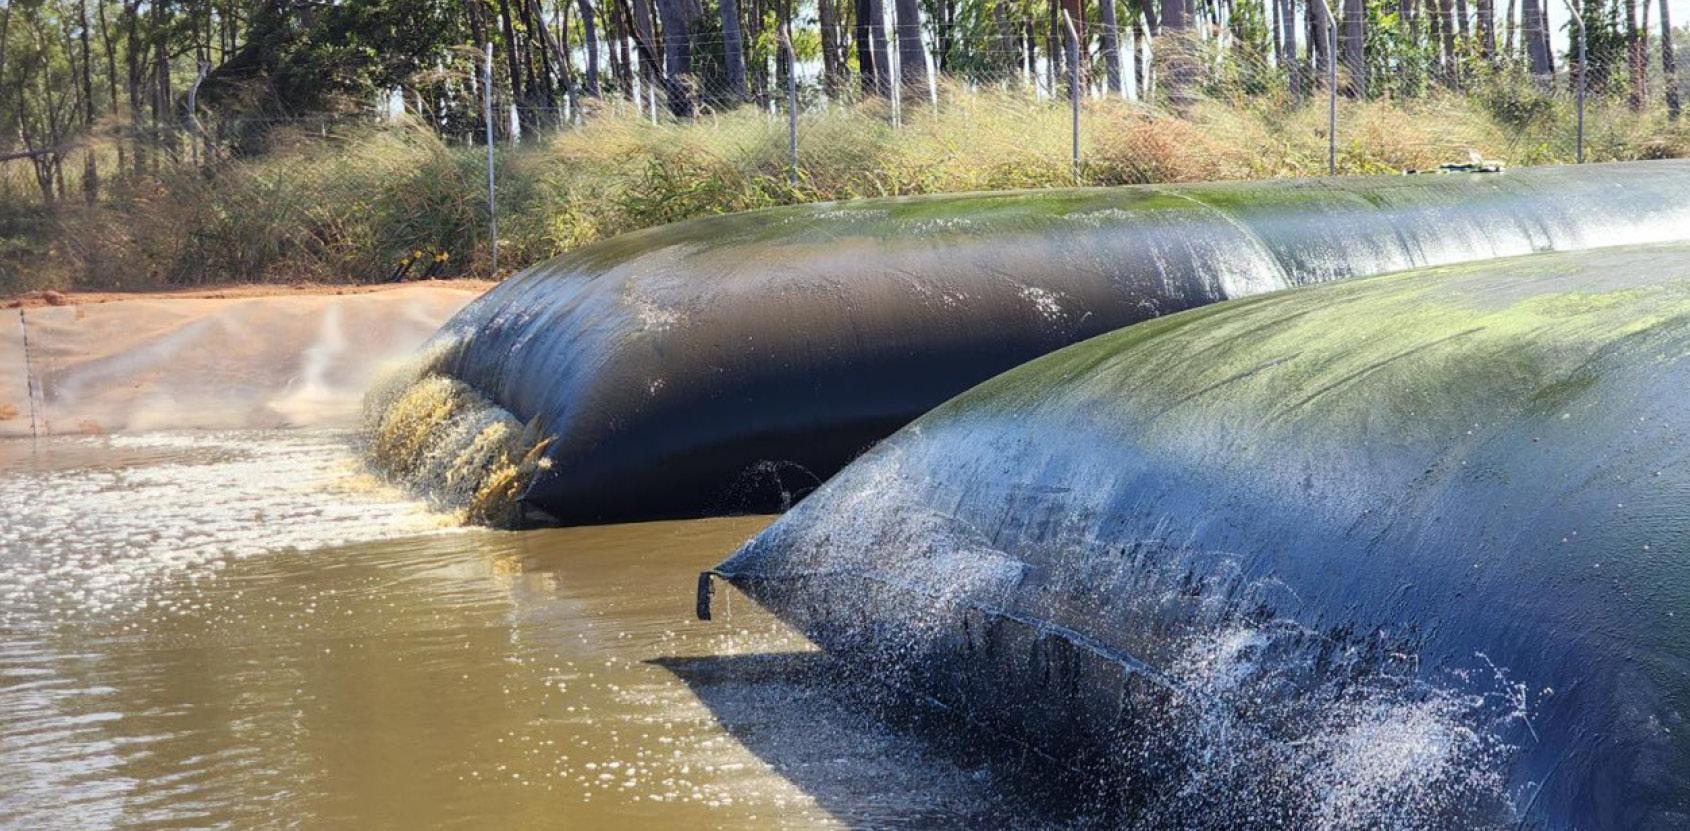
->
359, 340, 550, 526
0, 429, 450, 624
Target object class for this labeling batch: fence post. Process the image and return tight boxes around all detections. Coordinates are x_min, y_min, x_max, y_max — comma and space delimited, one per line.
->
890, 62, 902, 127
1565, 0, 1587, 163
1063, 11, 1080, 185
782, 28, 799, 187
483, 42, 499, 274
1317, 0, 1337, 175
888, 2, 901, 128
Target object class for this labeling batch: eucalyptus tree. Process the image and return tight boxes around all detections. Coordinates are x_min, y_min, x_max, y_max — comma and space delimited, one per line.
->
578, 0, 602, 95
1340, 0, 1363, 94
716, 0, 745, 99
1662, 0, 1679, 118
653, 0, 697, 113
1099, 0, 1122, 93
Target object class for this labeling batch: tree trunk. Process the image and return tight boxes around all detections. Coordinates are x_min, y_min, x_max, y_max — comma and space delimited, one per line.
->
870, 0, 892, 96
1159, 0, 1193, 103
532, 0, 575, 102
1101, 0, 1123, 93
855, 0, 876, 94
152, 0, 174, 162
1627, 0, 1644, 111
618, 0, 669, 113
1026, 17, 1038, 87
632, 0, 657, 77
1503, 0, 1515, 57
123, 0, 145, 175
514, 0, 539, 111
0, 5, 10, 123
1161, 0, 1186, 37
78, 0, 98, 202
1439, 0, 1456, 85
615, 7, 633, 98
602, 5, 620, 95
775, 0, 793, 101
16, 71, 59, 204
1522, 0, 1549, 81
1341, 0, 1365, 95
1048, 0, 1060, 94
1282, 0, 1302, 94
1476, 0, 1495, 61
1662, 0, 1681, 119
1399, 0, 1419, 88
565, 0, 585, 116
1133, 15, 1149, 95
654, 0, 699, 114
892, 0, 927, 95
937, 0, 957, 71
1060, 0, 1085, 94
994, 0, 1019, 83
494, 0, 524, 129
717, 0, 748, 100
818, 0, 841, 94
578, 0, 603, 95
1310, 0, 1329, 84
94, 0, 123, 174
465, 0, 490, 59
1642, 0, 1652, 102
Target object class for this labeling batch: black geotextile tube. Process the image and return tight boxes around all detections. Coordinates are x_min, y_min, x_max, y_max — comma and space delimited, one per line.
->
711, 242, 1690, 829
435, 160, 1690, 524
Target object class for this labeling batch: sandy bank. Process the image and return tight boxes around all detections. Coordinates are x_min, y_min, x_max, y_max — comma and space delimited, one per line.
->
3, 279, 494, 309
0, 283, 486, 438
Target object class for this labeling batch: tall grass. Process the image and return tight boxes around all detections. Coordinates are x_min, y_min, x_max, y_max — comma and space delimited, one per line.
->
5, 83, 1688, 295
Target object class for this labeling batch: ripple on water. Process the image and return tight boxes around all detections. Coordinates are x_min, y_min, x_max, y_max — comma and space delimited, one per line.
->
0, 434, 1058, 829
0, 430, 450, 625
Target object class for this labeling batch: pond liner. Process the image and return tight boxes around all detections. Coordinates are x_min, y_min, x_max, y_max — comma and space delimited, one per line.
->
428, 160, 1690, 525
706, 242, 1690, 829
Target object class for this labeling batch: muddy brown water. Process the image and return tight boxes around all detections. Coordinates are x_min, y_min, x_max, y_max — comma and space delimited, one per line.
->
0, 430, 1061, 829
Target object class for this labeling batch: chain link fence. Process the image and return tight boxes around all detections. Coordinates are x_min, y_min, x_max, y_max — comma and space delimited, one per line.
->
5, 17, 1688, 291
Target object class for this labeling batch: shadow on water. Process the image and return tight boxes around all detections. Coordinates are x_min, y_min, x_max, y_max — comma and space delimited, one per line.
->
652, 651, 1111, 830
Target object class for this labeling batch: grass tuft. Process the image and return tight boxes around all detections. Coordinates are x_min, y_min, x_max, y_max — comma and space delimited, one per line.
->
5, 85, 1688, 294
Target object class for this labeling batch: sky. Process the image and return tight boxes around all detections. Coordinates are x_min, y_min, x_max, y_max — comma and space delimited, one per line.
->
1545, 0, 1690, 53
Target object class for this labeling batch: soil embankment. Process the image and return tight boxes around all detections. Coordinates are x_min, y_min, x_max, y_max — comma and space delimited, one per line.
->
0, 282, 488, 438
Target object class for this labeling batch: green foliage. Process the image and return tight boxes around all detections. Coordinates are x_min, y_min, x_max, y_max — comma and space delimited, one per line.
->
1228, 0, 1274, 68
1476, 67, 1560, 126
8, 83, 1688, 294
1574, 0, 1632, 92
5, 0, 1690, 294
1364, 0, 1435, 98
201, 0, 470, 121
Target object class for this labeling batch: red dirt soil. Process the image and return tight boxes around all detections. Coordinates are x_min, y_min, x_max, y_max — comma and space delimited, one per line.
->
3, 279, 496, 309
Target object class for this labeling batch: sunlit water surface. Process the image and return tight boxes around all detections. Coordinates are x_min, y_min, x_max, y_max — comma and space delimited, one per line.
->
0, 431, 1051, 829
